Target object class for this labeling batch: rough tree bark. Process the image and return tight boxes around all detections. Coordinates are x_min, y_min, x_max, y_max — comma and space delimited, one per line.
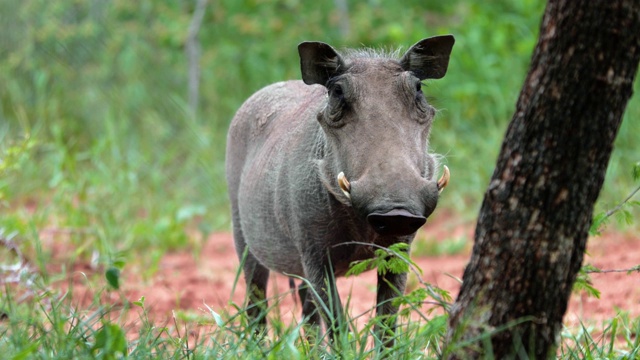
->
444, 1, 640, 358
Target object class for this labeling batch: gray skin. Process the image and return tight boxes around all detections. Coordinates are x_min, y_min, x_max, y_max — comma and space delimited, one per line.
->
225, 35, 454, 343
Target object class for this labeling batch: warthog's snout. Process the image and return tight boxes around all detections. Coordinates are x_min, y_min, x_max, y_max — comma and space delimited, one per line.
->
367, 208, 427, 236
337, 166, 451, 236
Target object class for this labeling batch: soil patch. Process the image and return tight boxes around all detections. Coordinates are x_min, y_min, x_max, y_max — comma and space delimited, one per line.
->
14, 216, 640, 338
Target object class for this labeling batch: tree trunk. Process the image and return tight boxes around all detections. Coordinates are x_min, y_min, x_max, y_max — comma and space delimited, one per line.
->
444, 1, 640, 358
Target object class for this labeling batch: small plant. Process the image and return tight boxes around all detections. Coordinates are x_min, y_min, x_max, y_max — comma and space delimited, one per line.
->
91, 322, 128, 359
589, 161, 640, 236
345, 241, 452, 316
574, 162, 640, 297
345, 243, 415, 277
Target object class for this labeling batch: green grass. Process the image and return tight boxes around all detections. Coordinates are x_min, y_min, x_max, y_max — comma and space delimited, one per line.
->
2, 251, 639, 359
559, 313, 640, 359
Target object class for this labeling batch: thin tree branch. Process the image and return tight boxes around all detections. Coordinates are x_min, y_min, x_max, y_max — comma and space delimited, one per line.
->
186, 0, 208, 118
584, 265, 640, 274
603, 183, 640, 220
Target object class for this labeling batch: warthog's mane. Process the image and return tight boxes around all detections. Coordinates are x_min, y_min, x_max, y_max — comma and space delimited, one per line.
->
341, 47, 403, 61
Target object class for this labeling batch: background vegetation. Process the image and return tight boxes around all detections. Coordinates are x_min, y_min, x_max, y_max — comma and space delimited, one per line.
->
1, 0, 638, 358
2, 0, 638, 253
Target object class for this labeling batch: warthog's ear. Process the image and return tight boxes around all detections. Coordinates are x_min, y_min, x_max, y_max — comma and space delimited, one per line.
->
298, 42, 346, 86
400, 35, 455, 80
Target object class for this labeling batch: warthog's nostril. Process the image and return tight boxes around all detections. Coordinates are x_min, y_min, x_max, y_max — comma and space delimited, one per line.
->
367, 209, 427, 236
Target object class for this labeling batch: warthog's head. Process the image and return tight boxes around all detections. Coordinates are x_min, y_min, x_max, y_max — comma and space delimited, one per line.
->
299, 36, 454, 237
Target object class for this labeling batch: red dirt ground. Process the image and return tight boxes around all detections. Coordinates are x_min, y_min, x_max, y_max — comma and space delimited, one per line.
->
23, 214, 640, 338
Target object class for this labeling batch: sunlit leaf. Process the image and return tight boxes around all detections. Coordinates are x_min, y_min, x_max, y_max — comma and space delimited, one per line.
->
133, 296, 145, 308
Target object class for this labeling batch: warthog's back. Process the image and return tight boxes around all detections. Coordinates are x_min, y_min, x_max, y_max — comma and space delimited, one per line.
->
227, 81, 325, 154
226, 80, 327, 275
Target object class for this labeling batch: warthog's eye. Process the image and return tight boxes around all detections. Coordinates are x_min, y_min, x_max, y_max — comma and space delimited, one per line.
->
414, 80, 432, 121
325, 83, 347, 126
332, 84, 345, 103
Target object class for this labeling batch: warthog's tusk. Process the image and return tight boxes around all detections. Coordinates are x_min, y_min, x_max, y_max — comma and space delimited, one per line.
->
337, 172, 351, 199
437, 165, 450, 194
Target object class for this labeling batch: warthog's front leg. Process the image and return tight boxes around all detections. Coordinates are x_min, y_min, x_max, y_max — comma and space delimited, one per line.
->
301, 250, 345, 339
375, 269, 408, 346
298, 282, 322, 326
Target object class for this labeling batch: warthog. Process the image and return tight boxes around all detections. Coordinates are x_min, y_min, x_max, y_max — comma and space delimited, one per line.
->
225, 35, 454, 342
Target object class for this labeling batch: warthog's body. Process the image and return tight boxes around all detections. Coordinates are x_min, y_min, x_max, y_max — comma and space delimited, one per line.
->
226, 36, 454, 341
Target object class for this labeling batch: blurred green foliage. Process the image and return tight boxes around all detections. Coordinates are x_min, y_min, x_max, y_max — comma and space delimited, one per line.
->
0, 0, 638, 260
